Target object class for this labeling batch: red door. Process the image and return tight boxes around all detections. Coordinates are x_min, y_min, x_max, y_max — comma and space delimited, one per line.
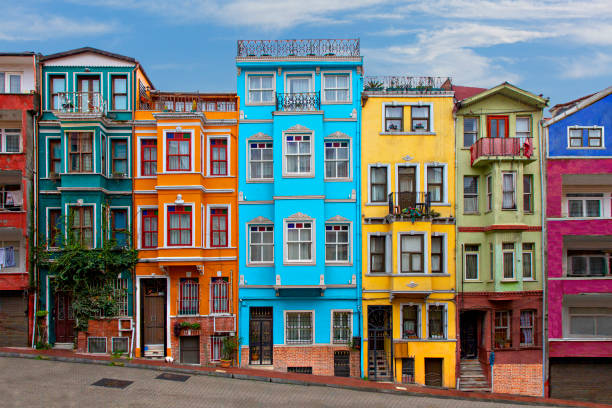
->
55, 292, 75, 343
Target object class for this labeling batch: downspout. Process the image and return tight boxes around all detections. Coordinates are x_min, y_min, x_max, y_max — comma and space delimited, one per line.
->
130, 63, 138, 356
539, 118, 548, 398
31, 53, 41, 348
355, 66, 363, 378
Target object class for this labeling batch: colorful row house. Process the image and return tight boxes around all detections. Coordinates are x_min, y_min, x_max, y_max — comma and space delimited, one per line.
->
543, 86, 612, 404
236, 39, 363, 376
132, 89, 239, 364
0, 52, 38, 347
361, 77, 457, 387
455, 83, 548, 395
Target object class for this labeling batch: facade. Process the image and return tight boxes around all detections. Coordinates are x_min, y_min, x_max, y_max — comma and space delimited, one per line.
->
361, 76, 457, 387
543, 86, 612, 404
132, 90, 239, 364
37, 48, 146, 350
455, 83, 548, 395
237, 39, 362, 376
0, 53, 38, 347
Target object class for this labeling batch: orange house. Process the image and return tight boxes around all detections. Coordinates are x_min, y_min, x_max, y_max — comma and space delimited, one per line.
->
132, 86, 239, 364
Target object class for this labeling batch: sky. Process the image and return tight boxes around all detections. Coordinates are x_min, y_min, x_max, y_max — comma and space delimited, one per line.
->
2, 0, 611, 108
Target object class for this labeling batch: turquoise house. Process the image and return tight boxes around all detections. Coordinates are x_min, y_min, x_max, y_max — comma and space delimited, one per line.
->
236, 39, 363, 376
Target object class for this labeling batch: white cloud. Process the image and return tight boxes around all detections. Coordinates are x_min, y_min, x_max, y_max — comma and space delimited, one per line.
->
560, 52, 612, 79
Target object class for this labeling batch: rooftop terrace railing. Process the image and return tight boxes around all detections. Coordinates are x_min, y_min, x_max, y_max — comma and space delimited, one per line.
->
364, 76, 452, 93
237, 39, 360, 58
138, 92, 236, 112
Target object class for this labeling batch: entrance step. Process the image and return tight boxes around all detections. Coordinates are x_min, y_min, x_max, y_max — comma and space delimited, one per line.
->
53, 343, 73, 350
249, 365, 274, 371
459, 358, 490, 393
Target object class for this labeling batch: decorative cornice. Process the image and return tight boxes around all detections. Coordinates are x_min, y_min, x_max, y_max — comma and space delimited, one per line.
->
325, 131, 351, 139
326, 215, 350, 223
248, 216, 273, 224
286, 212, 312, 220
458, 225, 541, 232
285, 124, 312, 132
247, 132, 272, 140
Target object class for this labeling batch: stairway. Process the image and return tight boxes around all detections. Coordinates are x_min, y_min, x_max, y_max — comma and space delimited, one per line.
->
53, 342, 73, 350
459, 359, 490, 392
368, 353, 391, 380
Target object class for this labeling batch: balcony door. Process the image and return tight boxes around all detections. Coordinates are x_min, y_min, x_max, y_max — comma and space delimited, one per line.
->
398, 166, 416, 209
78, 76, 100, 112
288, 77, 311, 95
487, 115, 508, 138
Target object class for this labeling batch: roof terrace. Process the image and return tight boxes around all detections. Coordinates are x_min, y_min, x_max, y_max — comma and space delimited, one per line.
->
237, 39, 360, 59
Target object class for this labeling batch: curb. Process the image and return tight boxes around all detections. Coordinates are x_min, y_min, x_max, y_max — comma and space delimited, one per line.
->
0, 351, 605, 408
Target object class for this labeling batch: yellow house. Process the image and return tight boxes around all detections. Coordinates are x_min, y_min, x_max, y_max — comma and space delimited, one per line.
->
361, 77, 456, 387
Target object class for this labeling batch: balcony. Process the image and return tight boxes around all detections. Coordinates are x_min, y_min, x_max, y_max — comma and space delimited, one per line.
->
138, 90, 237, 112
470, 137, 534, 167
55, 92, 106, 114
0, 187, 22, 212
237, 39, 360, 58
388, 191, 431, 219
276, 92, 320, 112
363, 76, 452, 95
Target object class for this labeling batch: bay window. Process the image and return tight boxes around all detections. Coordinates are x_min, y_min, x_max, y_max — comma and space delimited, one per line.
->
286, 221, 312, 262
168, 205, 191, 246
167, 132, 191, 171
284, 134, 312, 175
70, 206, 94, 248
210, 208, 228, 247
68, 132, 93, 173
502, 172, 516, 210
402, 305, 419, 339
400, 234, 423, 273
428, 305, 446, 339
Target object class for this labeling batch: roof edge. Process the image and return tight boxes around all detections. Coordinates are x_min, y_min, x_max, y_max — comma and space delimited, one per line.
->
41, 47, 136, 63
544, 85, 612, 127
459, 81, 548, 109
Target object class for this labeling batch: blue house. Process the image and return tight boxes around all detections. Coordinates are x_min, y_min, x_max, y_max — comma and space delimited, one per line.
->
236, 39, 363, 376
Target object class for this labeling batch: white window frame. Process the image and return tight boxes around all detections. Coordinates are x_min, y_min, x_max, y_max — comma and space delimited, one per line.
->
566, 126, 605, 149
464, 244, 480, 281
400, 303, 421, 339
380, 102, 435, 134
247, 223, 274, 266
282, 131, 314, 178
246, 138, 273, 182
566, 305, 612, 338
0, 239, 23, 273
502, 243, 515, 280
283, 72, 314, 94
136, 136, 157, 178
565, 194, 605, 218
322, 71, 352, 104
284, 310, 314, 345
323, 139, 351, 181
424, 163, 448, 205
397, 231, 427, 275
163, 202, 195, 248
515, 116, 531, 139
284, 216, 315, 265
206, 204, 231, 249
0, 72, 22, 93
330, 309, 352, 344
0, 128, 21, 153
245, 72, 275, 106
206, 134, 230, 177
486, 174, 493, 212
367, 164, 390, 205
522, 243, 535, 280
324, 222, 352, 265
367, 232, 391, 274
463, 175, 479, 214
501, 172, 516, 210
426, 303, 447, 340
162, 128, 195, 174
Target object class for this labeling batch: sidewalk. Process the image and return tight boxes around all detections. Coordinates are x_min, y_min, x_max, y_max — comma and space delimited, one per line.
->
0, 347, 608, 408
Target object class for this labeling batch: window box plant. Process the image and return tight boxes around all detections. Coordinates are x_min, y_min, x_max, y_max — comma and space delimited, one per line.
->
175, 321, 201, 337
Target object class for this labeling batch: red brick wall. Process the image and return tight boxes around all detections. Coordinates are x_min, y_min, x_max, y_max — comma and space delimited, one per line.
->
493, 363, 542, 396
77, 318, 129, 353
169, 315, 236, 365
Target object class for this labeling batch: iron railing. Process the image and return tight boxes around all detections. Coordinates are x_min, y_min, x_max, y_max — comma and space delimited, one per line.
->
56, 92, 106, 113
237, 39, 360, 58
364, 76, 452, 93
388, 191, 431, 216
210, 335, 226, 362
470, 137, 533, 165
138, 92, 236, 112
276, 92, 320, 111
178, 281, 199, 315
210, 280, 230, 314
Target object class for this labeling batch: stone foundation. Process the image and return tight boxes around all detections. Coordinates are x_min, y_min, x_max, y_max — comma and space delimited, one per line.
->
492, 363, 542, 396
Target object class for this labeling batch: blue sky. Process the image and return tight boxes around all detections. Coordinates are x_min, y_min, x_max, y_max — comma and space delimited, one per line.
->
2, 0, 611, 108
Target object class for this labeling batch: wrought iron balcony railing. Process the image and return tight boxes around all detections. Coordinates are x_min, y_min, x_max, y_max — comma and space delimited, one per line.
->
276, 92, 320, 112
237, 39, 360, 58
56, 92, 106, 114
138, 91, 236, 112
388, 191, 431, 217
470, 137, 534, 166
364, 76, 452, 94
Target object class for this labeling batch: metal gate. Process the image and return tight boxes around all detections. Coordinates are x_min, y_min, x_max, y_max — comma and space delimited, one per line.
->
0, 291, 28, 347
367, 306, 393, 381
334, 350, 350, 377
249, 307, 273, 365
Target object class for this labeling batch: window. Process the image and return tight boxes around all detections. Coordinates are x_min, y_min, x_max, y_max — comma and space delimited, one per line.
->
249, 225, 273, 263
502, 173, 516, 210
0, 240, 20, 269
427, 166, 444, 203
111, 139, 128, 176
248, 75, 274, 104
49, 139, 61, 177
523, 175, 533, 213
400, 235, 423, 273
210, 335, 226, 362
113, 278, 129, 317
0, 129, 20, 153
502, 243, 515, 279
141, 139, 157, 176
167, 132, 191, 171
112, 337, 129, 354
495, 311, 512, 348
402, 358, 415, 384
385, 106, 403, 131
68, 132, 93, 173
370, 235, 386, 273
463, 176, 478, 213
287, 76, 312, 94
210, 208, 228, 247
141, 209, 158, 248
332, 311, 351, 343
463, 117, 478, 147
428, 305, 446, 339
487, 115, 508, 138
111, 75, 128, 110
568, 307, 612, 337
464, 244, 479, 280
210, 138, 228, 176
110, 209, 128, 246
516, 117, 531, 139
370, 166, 387, 203
0, 185, 22, 211
70, 206, 94, 248
588, 128, 603, 147
286, 312, 313, 344
284, 134, 311, 175
211, 277, 229, 314
178, 278, 198, 315
48, 209, 62, 247
249, 142, 272, 180
323, 74, 349, 103
0, 72, 21, 93
411, 106, 429, 131
567, 250, 610, 276
402, 305, 419, 339
286, 221, 312, 262
324, 141, 349, 179
568, 127, 603, 148
569, 128, 583, 147
486, 175, 492, 211
520, 310, 535, 346
567, 194, 603, 217
101, 135, 106, 177
325, 224, 349, 263
431, 236, 444, 274
522, 243, 534, 280
489, 243, 494, 280
168, 205, 191, 246
49, 75, 65, 110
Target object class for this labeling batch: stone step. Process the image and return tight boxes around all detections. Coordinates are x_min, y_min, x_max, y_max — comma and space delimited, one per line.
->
53, 343, 73, 350
460, 374, 487, 379
460, 387, 491, 392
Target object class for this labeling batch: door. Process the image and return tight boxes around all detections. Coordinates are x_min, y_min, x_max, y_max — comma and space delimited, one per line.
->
0, 291, 28, 347
425, 358, 443, 387
550, 358, 612, 404
180, 336, 200, 364
334, 351, 350, 377
54, 291, 75, 343
78, 76, 100, 112
367, 306, 393, 381
249, 307, 273, 365
142, 279, 166, 357
397, 167, 416, 209
460, 312, 478, 359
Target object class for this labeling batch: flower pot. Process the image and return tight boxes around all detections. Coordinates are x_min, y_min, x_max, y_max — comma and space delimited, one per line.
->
220, 359, 231, 368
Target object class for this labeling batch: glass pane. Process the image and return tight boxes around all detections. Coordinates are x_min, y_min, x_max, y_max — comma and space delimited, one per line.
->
568, 200, 583, 217
598, 316, 612, 336
9, 75, 20, 93
464, 118, 477, 132
464, 177, 477, 194
401, 235, 421, 251
571, 316, 594, 335
386, 107, 402, 117
0, 73, 4, 92
114, 77, 127, 92
586, 200, 600, 217
412, 106, 428, 118
114, 95, 127, 109
571, 257, 586, 275
589, 257, 606, 276
516, 117, 529, 132
428, 167, 442, 182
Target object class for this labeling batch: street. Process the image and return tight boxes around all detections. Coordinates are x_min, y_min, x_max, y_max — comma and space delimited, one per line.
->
0, 357, 554, 408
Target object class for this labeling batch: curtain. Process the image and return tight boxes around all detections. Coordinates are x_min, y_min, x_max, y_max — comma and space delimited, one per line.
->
466, 254, 478, 279
502, 174, 515, 209
170, 214, 180, 244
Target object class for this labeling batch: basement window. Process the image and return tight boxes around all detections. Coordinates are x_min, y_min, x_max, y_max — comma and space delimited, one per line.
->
88, 337, 107, 353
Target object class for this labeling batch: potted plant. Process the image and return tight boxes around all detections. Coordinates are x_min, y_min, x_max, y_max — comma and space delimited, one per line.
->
220, 336, 238, 367
364, 80, 384, 91
176, 321, 201, 336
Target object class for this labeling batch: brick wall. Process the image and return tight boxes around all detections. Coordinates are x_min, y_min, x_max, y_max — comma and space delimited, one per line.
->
76, 318, 129, 353
169, 315, 236, 365
492, 363, 542, 396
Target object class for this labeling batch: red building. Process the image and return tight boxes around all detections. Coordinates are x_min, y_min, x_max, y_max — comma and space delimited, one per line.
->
0, 53, 39, 347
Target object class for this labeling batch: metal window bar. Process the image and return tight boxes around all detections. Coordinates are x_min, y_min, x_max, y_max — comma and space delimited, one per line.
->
276, 92, 320, 111
333, 312, 350, 343
92, 278, 129, 318
388, 191, 431, 215
286, 313, 312, 344
237, 39, 360, 58
178, 281, 199, 316
210, 335, 226, 362
211, 280, 230, 314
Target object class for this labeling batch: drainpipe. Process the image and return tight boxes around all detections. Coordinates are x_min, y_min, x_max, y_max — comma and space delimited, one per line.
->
31, 53, 41, 348
355, 67, 363, 378
539, 118, 548, 398
131, 63, 138, 351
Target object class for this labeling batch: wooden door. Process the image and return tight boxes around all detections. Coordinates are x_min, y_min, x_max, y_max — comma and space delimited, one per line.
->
78, 76, 100, 112
398, 167, 416, 209
54, 292, 75, 343
425, 358, 443, 387
180, 336, 200, 365
144, 295, 165, 345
